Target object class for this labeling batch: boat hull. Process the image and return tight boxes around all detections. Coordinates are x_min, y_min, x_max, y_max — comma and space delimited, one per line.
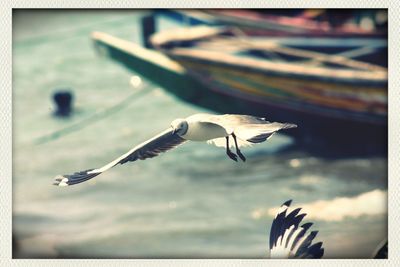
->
92, 32, 387, 156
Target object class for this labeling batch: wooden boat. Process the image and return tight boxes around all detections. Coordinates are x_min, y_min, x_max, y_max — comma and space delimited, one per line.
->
147, 26, 387, 154
91, 21, 387, 155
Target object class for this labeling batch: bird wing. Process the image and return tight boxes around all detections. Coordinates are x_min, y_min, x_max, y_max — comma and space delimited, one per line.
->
269, 200, 324, 259
200, 114, 268, 130
203, 114, 296, 148
53, 128, 186, 186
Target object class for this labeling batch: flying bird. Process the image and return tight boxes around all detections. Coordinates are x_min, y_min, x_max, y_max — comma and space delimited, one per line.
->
53, 113, 296, 186
269, 200, 324, 259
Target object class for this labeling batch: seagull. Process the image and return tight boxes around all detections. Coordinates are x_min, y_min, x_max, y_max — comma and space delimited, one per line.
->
269, 200, 324, 259
53, 113, 296, 186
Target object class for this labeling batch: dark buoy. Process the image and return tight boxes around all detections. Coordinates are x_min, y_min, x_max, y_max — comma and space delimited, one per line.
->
53, 90, 74, 117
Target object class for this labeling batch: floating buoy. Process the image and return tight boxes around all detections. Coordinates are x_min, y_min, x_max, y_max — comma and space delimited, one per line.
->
53, 90, 74, 117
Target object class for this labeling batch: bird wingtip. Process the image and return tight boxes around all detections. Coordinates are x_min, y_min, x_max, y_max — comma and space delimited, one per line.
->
53, 175, 69, 187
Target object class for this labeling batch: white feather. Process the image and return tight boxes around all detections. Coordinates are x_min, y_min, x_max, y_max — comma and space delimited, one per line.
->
207, 135, 253, 148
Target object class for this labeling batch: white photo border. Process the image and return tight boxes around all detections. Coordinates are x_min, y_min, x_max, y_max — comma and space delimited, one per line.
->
1, 0, 398, 266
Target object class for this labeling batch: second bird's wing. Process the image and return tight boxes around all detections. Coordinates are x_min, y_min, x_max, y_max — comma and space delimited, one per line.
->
53, 128, 186, 187
269, 200, 324, 259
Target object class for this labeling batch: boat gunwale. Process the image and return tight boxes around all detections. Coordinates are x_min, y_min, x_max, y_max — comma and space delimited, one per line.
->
166, 49, 387, 86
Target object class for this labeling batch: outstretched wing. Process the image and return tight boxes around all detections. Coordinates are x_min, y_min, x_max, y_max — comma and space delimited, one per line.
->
53, 128, 186, 186
204, 114, 297, 148
269, 200, 324, 259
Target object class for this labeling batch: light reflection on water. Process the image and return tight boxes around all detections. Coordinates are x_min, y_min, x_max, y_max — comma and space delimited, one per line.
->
13, 10, 387, 259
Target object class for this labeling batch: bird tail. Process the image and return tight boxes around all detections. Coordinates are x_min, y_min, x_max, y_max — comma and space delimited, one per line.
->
239, 122, 297, 144
280, 123, 297, 130
53, 169, 101, 186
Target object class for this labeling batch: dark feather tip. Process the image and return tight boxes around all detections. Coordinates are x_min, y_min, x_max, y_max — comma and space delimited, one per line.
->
301, 222, 313, 231
282, 199, 292, 207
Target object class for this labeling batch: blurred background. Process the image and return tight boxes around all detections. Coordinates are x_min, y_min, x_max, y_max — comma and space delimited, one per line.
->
13, 9, 387, 259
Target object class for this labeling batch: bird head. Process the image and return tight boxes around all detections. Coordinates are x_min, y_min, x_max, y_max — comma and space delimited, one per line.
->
171, 119, 188, 136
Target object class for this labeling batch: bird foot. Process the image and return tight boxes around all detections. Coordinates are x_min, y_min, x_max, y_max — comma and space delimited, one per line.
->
236, 150, 246, 162
226, 150, 238, 162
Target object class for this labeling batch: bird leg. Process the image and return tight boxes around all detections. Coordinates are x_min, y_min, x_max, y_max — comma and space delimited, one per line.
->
225, 136, 238, 162
232, 133, 246, 162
